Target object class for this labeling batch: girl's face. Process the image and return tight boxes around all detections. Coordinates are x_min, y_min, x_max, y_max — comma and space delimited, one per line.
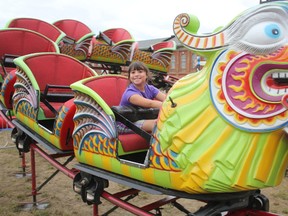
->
129, 69, 147, 86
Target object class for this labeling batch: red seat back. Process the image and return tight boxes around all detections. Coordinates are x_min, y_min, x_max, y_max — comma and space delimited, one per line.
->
6, 18, 64, 42
22, 53, 96, 92
84, 76, 128, 107
0, 28, 59, 78
151, 41, 176, 51
0, 28, 59, 58
53, 19, 93, 41
102, 28, 133, 44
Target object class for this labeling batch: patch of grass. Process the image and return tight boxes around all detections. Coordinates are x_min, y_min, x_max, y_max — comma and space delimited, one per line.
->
0, 191, 6, 198
16, 194, 28, 200
273, 191, 288, 200
31, 210, 51, 216
11, 204, 23, 213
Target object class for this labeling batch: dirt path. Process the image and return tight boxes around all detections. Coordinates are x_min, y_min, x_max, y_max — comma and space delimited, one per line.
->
0, 130, 287, 216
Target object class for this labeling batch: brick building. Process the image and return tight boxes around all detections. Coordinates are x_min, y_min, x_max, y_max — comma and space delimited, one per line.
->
138, 36, 205, 78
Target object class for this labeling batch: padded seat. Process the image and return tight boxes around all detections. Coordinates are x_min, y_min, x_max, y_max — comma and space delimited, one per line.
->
53, 19, 93, 42
0, 28, 59, 109
83, 76, 128, 106
89, 28, 135, 65
81, 76, 150, 153
39, 102, 64, 118
131, 40, 176, 73
6, 17, 65, 44
14, 53, 97, 119
0, 28, 59, 62
118, 134, 148, 152
101, 28, 134, 44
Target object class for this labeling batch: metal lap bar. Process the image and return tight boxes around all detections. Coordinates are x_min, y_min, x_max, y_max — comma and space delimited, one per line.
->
3, 54, 18, 68
43, 84, 71, 97
98, 32, 114, 46
112, 108, 152, 142
40, 94, 58, 115
62, 36, 76, 44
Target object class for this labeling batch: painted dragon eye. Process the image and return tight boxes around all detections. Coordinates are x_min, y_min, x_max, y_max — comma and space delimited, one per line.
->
242, 22, 285, 46
265, 24, 281, 39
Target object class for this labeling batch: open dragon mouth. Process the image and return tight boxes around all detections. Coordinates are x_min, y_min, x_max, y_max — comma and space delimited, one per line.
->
266, 72, 288, 108
267, 72, 288, 108
266, 72, 288, 92
215, 50, 288, 129
252, 64, 288, 104
210, 48, 288, 131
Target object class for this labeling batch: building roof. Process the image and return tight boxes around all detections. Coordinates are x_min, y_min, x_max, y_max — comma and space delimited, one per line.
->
137, 35, 182, 50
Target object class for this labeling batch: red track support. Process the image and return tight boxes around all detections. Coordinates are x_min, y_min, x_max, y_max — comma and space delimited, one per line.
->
25, 143, 281, 216
93, 205, 98, 216
30, 147, 37, 203
27, 143, 180, 216
0, 110, 14, 129
0, 112, 29, 178
30, 143, 77, 179
101, 191, 154, 216
26, 143, 77, 211
141, 196, 178, 212
28, 143, 102, 216
21, 153, 26, 172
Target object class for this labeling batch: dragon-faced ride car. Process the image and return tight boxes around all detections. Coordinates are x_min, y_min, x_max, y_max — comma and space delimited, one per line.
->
9, 1, 288, 215
70, 1, 288, 215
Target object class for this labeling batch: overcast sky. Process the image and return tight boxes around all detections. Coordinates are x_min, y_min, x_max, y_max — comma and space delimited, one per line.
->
0, 0, 260, 41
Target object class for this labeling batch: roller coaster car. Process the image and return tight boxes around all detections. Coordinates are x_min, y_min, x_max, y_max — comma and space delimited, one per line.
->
53, 19, 95, 61
88, 28, 135, 70
70, 1, 288, 215
131, 40, 177, 74
129, 40, 178, 92
70, 75, 281, 215
70, 75, 153, 156
0, 28, 59, 112
11, 52, 97, 152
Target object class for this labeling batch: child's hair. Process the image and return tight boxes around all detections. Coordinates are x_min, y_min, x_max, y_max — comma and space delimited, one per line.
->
127, 61, 151, 83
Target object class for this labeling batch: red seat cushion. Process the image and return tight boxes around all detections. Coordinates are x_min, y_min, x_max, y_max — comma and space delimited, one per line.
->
39, 102, 63, 118
118, 134, 149, 152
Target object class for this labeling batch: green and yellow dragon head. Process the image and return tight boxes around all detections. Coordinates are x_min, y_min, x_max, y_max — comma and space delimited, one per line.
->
151, 1, 288, 193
